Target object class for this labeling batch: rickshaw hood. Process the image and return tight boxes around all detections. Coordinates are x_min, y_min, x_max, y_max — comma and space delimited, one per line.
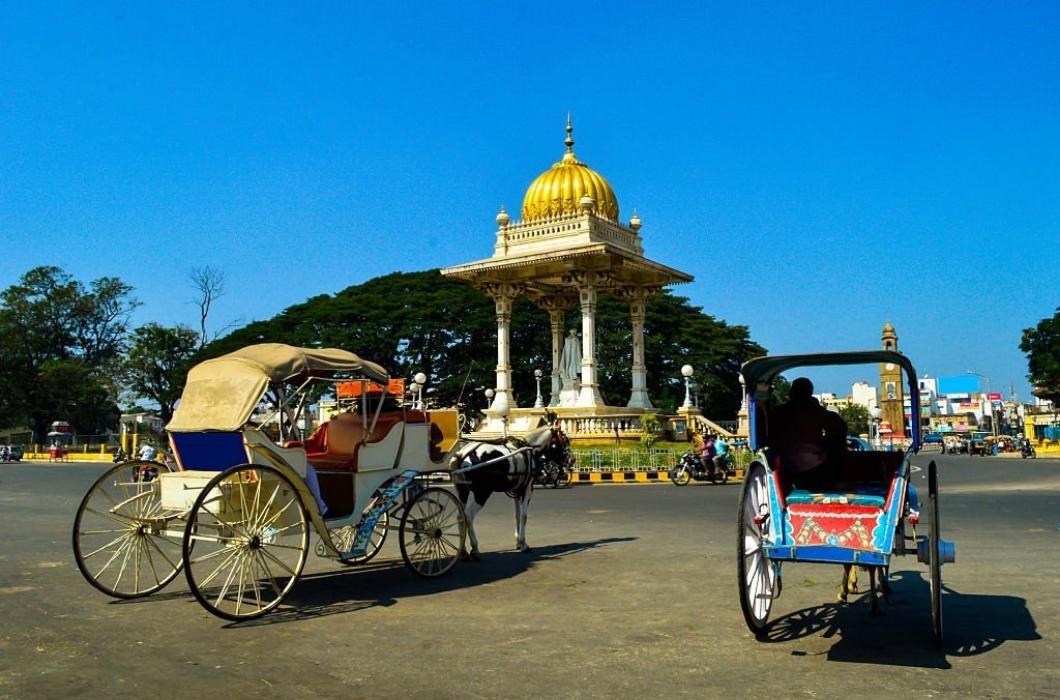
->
167, 343, 389, 432
740, 350, 920, 450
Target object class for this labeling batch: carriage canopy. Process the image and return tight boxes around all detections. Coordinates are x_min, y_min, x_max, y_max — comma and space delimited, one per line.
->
167, 343, 390, 432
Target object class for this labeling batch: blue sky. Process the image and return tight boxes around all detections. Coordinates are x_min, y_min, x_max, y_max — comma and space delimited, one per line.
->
2, 2, 1057, 399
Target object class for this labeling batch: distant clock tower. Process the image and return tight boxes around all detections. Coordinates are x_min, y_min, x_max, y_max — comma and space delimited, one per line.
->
879, 321, 906, 438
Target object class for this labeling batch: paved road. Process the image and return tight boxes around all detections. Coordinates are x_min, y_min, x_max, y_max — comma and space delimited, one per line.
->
1, 454, 1057, 699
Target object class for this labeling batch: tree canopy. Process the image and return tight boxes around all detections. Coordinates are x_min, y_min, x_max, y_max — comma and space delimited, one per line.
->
204, 269, 766, 418
123, 323, 200, 424
1021, 307, 1060, 404
0, 266, 139, 439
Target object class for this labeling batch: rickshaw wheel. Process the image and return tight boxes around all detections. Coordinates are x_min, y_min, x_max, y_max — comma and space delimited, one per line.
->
671, 466, 692, 486
928, 460, 944, 645
334, 512, 389, 566
183, 464, 309, 621
73, 460, 183, 599
399, 487, 466, 578
737, 462, 778, 636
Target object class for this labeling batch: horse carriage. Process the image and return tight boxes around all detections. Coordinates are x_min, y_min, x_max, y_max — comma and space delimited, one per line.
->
736, 351, 956, 643
73, 344, 470, 621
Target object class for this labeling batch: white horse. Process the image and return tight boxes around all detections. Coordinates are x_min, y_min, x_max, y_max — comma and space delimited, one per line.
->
449, 427, 569, 559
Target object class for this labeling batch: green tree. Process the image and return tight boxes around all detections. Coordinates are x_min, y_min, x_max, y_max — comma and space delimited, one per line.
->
0, 266, 138, 440
124, 324, 200, 424
837, 403, 870, 435
1021, 308, 1060, 404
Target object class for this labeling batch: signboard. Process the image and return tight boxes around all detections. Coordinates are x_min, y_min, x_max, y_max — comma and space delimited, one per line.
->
987, 392, 1002, 401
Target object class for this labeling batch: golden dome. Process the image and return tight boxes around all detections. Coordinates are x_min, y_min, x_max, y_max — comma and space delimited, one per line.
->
521, 118, 620, 222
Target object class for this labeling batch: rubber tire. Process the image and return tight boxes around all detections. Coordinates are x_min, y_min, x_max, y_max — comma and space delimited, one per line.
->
183, 464, 309, 622
72, 460, 181, 599
928, 460, 943, 646
737, 462, 778, 636
671, 466, 692, 486
399, 487, 466, 578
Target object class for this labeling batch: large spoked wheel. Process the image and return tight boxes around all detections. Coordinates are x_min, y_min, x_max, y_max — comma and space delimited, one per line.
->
928, 460, 943, 645
183, 464, 309, 621
671, 466, 692, 486
73, 460, 183, 598
399, 487, 466, 577
738, 462, 779, 636
334, 512, 389, 566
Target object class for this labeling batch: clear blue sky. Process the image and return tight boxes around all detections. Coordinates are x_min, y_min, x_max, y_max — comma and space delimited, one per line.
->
2, 2, 1057, 398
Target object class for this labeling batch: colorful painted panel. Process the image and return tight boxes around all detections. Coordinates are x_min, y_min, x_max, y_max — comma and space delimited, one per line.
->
785, 503, 883, 551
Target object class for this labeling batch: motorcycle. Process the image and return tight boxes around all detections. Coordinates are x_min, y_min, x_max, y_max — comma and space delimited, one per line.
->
534, 425, 576, 488
1021, 441, 1037, 459
669, 451, 728, 486
111, 447, 127, 463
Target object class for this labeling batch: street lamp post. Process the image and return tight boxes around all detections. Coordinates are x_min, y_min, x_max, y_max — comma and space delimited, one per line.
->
869, 406, 881, 447
412, 372, 427, 409
681, 365, 694, 409
533, 369, 544, 409
967, 370, 996, 438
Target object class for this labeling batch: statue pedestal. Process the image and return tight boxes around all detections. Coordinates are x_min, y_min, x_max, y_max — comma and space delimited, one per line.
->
558, 379, 581, 407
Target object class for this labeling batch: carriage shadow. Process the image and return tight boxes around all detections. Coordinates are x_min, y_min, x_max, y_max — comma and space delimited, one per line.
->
225, 536, 637, 628
760, 570, 1039, 668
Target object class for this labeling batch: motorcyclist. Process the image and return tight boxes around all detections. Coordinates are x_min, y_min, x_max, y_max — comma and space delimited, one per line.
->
700, 435, 716, 474
713, 436, 729, 474
138, 441, 157, 462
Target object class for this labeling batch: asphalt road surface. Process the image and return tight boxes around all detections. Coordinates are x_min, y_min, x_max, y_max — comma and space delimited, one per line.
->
1, 453, 1057, 699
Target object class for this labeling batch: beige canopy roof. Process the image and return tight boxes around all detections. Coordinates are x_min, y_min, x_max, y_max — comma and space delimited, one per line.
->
167, 343, 389, 432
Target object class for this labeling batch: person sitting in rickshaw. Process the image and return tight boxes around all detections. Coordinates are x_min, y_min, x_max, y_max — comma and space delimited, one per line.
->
769, 377, 847, 492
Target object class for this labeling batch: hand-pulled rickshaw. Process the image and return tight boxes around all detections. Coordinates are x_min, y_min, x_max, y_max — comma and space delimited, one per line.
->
737, 351, 956, 644
73, 344, 467, 621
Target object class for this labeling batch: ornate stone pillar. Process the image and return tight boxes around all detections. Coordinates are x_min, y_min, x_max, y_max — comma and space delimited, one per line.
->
530, 295, 574, 407
481, 282, 524, 414
619, 286, 657, 409
571, 272, 607, 406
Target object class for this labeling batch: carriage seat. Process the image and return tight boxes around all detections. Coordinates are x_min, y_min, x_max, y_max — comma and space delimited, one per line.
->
291, 411, 413, 472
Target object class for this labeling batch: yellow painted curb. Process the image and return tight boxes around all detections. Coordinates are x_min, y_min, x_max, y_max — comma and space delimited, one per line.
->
569, 469, 746, 485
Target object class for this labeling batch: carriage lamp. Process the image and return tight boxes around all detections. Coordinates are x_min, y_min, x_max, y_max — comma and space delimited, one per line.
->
533, 368, 544, 408
681, 364, 694, 409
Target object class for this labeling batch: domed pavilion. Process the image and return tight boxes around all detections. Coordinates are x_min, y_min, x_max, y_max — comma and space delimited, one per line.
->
441, 118, 693, 435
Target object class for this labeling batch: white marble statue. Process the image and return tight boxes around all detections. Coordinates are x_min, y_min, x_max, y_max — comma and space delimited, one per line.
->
560, 329, 581, 382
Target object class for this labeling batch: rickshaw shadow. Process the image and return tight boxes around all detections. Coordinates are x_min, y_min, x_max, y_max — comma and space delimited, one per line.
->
226, 536, 637, 628
761, 570, 1039, 668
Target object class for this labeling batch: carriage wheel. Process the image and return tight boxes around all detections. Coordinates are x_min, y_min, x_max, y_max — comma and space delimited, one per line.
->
737, 462, 779, 636
183, 464, 309, 621
73, 460, 183, 598
928, 460, 944, 645
334, 512, 389, 566
399, 487, 466, 578
671, 466, 692, 486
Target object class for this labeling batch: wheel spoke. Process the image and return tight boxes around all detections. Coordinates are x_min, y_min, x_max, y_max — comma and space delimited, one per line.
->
84, 506, 136, 529
259, 544, 298, 578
